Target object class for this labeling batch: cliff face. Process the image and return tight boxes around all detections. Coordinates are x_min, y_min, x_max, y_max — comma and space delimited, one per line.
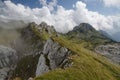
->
12, 22, 72, 79
12, 38, 72, 79
0, 45, 17, 80
36, 38, 72, 76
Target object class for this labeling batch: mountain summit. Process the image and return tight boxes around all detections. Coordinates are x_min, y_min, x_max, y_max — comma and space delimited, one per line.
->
67, 23, 111, 42
73, 23, 96, 33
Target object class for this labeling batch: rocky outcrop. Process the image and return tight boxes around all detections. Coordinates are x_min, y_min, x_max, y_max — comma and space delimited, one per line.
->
36, 38, 73, 76
0, 45, 18, 80
12, 38, 73, 79
36, 54, 50, 76
95, 44, 120, 65
19, 22, 56, 56
11, 22, 72, 79
38, 22, 55, 35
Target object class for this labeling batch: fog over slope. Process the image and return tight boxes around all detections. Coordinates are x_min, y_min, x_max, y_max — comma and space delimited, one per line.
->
0, 0, 120, 41
0, 19, 27, 46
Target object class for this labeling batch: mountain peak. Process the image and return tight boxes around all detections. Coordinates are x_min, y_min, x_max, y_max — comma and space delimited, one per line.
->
67, 23, 112, 45
73, 23, 96, 33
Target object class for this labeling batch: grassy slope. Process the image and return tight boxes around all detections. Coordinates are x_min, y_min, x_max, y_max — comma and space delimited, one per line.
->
35, 36, 120, 80
11, 26, 120, 80
12, 54, 40, 80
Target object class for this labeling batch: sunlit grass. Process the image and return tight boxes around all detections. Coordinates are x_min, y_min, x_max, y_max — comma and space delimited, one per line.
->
35, 35, 120, 80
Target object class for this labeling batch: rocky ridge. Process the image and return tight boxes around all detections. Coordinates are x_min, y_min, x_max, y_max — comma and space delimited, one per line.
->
1, 22, 120, 80
11, 22, 73, 79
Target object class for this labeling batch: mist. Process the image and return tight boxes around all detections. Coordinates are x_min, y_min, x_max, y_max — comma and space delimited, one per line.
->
0, 18, 27, 46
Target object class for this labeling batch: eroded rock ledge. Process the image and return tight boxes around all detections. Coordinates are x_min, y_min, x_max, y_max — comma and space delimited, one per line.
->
95, 44, 120, 65
36, 38, 73, 76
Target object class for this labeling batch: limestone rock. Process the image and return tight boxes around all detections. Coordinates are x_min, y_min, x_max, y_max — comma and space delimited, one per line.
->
0, 45, 17, 68
95, 44, 120, 64
0, 45, 17, 80
36, 38, 72, 76
36, 54, 49, 76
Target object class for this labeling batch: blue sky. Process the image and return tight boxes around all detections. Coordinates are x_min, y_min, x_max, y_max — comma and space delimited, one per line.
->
10, 0, 120, 15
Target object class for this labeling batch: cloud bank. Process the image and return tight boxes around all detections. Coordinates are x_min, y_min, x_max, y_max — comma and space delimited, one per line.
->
102, 0, 120, 9
39, 0, 57, 11
0, 0, 120, 41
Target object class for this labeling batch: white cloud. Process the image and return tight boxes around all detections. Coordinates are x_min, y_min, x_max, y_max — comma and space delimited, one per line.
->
39, 0, 57, 11
39, 0, 47, 6
102, 0, 120, 8
0, 0, 120, 38
72, 1, 115, 32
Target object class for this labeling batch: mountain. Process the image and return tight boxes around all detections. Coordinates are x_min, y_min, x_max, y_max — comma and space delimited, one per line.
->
67, 23, 112, 41
1, 22, 120, 80
67, 23, 120, 65
11, 22, 72, 79
67, 23, 114, 50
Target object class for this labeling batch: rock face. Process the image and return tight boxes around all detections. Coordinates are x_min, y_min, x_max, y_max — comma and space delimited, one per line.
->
0, 45, 17, 80
36, 54, 50, 76
95, 44, 120, 64
36, 38, 72, 76
38, 22, 55, 35
12, 38, 73, 79
20, 22, 56, 56
0, 45, 17, 68
11, 22, 72, 79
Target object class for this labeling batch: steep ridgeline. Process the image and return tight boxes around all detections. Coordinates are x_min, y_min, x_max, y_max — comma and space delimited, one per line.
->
0, 45, 18, 80
12, 22, 56, 58
21, 22, 56, 53
12, 22, 72, 80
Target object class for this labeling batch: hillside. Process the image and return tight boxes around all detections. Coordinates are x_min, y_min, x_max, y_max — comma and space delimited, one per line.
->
35, 36, 120, 80
9, 22, 120, 80
67, 23, 114, 50
0, 22, 119, 80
